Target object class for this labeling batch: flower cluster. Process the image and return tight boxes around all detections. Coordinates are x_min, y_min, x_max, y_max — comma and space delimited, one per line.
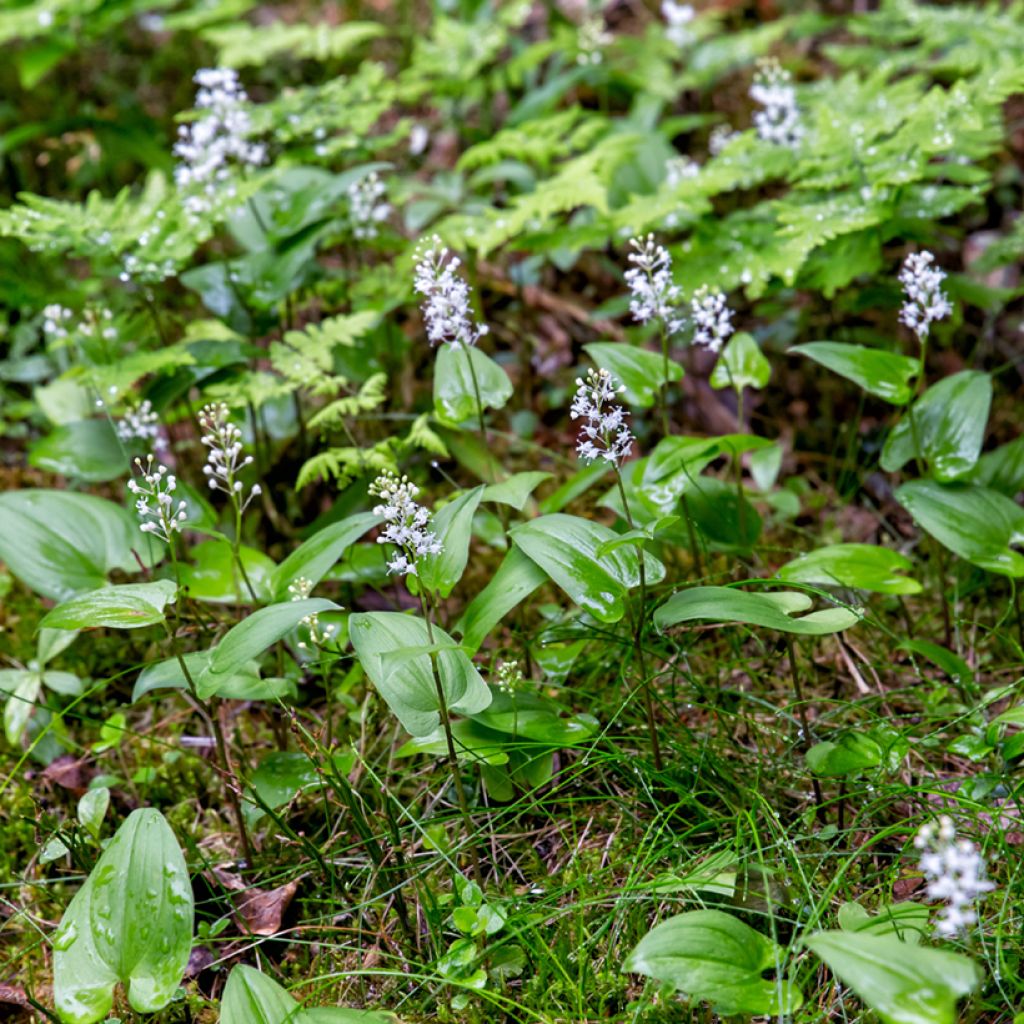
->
41, 304, 73, 341
899, 251, 952, 342
665, 155, 700, 187
662, 1, 695, 47
288, 577, 336, 650
413, 236, 489, 348
709, 124, 738, 156
576, 11, 613, 65
369, 471, 443, 577
347, 172, 391, 240
624, 235, 686, 336
750, 58, 803, 149
690, 286, 734, 354
494, 661, 524, 695
571, 367, 634, 466
914, 816, 994, 938
173, 68, 266, 217
199, 402, 262, 511
127, 455, 188, 542
117, 399, 164, 450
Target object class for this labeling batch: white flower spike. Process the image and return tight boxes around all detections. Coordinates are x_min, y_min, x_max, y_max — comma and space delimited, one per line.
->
369, 471, 443, 578
750, 58, 803, 149
347, 172, 391, 240
198, 402, 262, 512
899, 251, 952, 342
914, 816, 994, 938
571, 367, 635, 466
690, 286, 735, 354
624, 234, 686, 336
127, 455, 188, 542
662, 1, 695, 48
413, 236, 489, 349
173, 68, 265, 217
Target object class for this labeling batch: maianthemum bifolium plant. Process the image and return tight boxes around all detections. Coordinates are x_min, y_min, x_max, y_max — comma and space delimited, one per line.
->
1, 0, 1024, 1021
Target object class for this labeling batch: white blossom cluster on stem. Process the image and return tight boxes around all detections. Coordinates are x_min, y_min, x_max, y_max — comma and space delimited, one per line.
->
199, 402, 262, 511
899, 251, 952, 342
369, 471, 443, 577
571, 367, 635, 466
914, 816, 994, 938
624, 235, 686, 336
709, 124, 738, 155
288, 577, 336, 650
690, 285, 734, 353
750, 58, 803, 149
127, 455, 188, 542
665, 155, 700, 187
173, 68, 266, 217
41, 304, 73, 342
662, 1, 695, 47
347, 172, 391, 240
576, 10, 613, 65
117, 399, 165, 450
413, 236, 489, 348
494, 661, 524, 695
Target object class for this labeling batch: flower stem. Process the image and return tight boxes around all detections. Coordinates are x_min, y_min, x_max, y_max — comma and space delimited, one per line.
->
614, 468, 663, 771
420, 592, 483, 884
462, 344, 488, 449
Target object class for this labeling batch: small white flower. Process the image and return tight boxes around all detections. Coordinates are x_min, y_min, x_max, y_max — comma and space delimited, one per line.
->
576, 11, 613, 65
665, 155, 700, 187
347, 172, 391, 240
571, 367, 634, 466
199, 402, 261, 512
413, 236, 489, 348
899, 251, 952, 342
915, 816, 994, 938
409, 123, 430, 156
369, 471, 442, 578
624, 234, 686, 336
41, 304, 73, 341
750, 58, 803, 149
38, 9, 54, 27
116, 399, 165, 450
690, 285, 734, 354
662, 1, 695, 47
494, 660, 524, 695
709, 124, 738, 156
173, 68, 264, 218
127, 455, 188, 542
288, 577, 336, 649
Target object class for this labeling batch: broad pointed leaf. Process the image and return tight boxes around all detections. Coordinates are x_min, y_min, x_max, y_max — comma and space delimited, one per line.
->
418, 485, 486, 598
791, 342, 919, 404
457, 546, 547, 653
433, 345, 512, 427
53, 808, 193, 1024
583, 341, 684, 408
777, 544, 921, 595
40, 581, 178, 631
710, 332, 771, 392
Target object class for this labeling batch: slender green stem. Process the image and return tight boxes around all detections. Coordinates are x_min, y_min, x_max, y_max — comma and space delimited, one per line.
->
463, 343, 488, 450
659, 325, 671, 436
785, 636, 823, 820
679, 492, 703, 578
614, 468, 663, 771
419, 591, 483, 884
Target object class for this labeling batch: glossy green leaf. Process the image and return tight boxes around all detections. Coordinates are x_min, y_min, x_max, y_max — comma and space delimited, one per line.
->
28, 419, 129, 483
898, 639, 974, 687
220, 964, 390, 1024
270, 511, 380, 600
710, 332, 771, 392
1, 670, 41, 745
131, 651, 290, 703
805, 930, 981, 1024
196, 599, 339, 698
791, 342, 919, 405
418, 486, 486, 598
685, 476, 762, 551
77, 787, 110, 839
623, 909, 803, 1015
895, 480, 1024, 577
806, 732, 882, 777
882, 371, 992, 480
969, 436, 1024, 496
481, 472, 552, 510
245, 750, 355, 825
40, 581, 177, 631
53, 808, 193, 1024
433, 344, 513, 427
583, 341, 684, 408
457, 546, 547, 653
0, 490, 163, 602
777, 543, 921, 595
349, 612, 492, 736
509, 514, 666, 624
837, 903, 930, 944
179, 541, 276, 604
655, 586, 860, 635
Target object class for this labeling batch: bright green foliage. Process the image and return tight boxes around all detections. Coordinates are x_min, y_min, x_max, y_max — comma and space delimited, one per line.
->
52, 808, 193, 1024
